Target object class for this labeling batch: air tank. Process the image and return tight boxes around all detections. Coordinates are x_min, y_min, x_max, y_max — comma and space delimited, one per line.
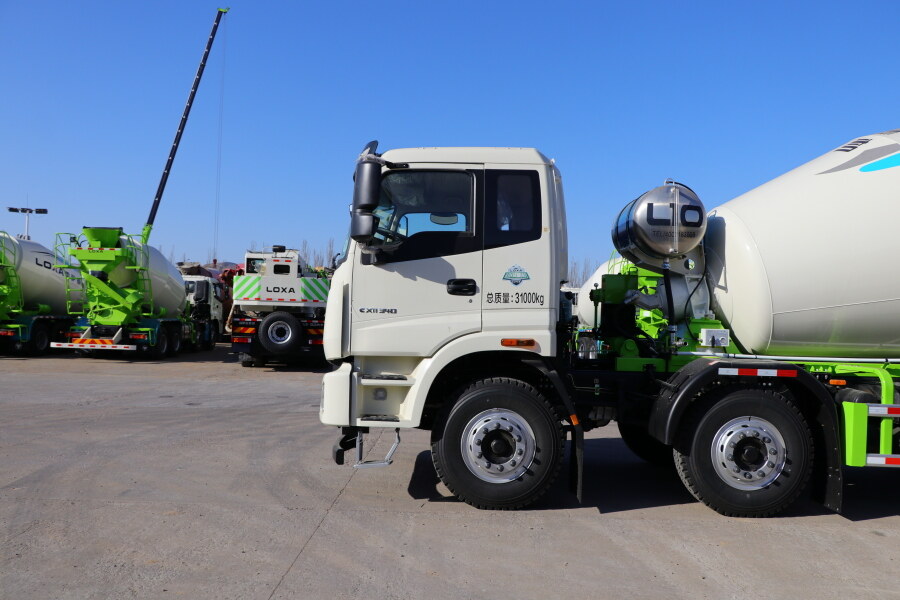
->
0, 231, 70, 314
706, 129, 900, 357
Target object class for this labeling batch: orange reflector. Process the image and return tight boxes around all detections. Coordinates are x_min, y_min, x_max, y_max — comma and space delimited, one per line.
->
130, 334, 148, 340
0, 330, 15, 337
829, 379, 847, 386
232, 336, 252, 344
500, 338, 536, 348
569, 413, 580, 426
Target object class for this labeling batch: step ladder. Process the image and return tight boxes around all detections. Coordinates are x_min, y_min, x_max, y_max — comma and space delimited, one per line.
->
0, 232, 23, 315
838, 364, 900, 467
123, 234, 153, 316
54, 233, 86, 315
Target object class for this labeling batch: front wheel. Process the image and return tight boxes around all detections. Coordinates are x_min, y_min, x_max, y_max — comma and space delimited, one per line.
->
674, 388, 813, 517
431, 377, 564, 510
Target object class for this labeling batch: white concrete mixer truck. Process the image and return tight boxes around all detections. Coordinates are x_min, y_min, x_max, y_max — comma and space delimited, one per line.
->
320, 132, 900, 517
0, 232, 79, 354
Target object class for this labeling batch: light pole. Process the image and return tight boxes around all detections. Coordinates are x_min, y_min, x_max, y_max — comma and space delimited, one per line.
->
7, 207, 48, 240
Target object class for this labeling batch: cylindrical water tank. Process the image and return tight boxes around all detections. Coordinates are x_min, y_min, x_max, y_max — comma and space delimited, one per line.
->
0, 232, 70, 314
707, 129, 900, 357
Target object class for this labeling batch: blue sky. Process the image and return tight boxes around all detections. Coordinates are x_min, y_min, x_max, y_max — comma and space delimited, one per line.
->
1, 1, 897, 268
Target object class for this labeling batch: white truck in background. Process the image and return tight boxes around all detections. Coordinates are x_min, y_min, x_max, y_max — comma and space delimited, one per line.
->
178, 262, 227, 351
321, 134, 900, 517
230, 246, 329, 367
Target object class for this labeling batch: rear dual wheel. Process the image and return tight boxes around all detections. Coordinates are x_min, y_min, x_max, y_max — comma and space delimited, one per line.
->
431, 378, 564, 510
674, 388, 813, 517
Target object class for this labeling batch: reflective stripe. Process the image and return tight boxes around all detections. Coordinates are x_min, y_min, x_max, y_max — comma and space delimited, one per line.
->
718, 367, 798, 378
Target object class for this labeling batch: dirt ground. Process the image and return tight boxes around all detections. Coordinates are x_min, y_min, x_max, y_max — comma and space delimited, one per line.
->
2, 346, 900, 599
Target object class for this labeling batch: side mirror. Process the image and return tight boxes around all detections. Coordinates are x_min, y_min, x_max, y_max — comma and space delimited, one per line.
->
350, 156, 382, 244
193, 280, 209, 303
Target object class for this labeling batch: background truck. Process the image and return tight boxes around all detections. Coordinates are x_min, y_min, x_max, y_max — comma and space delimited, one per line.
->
321, 133, 900, 517
230, 245, 329, 367
50, 9, 227, 359
179, 261, 229, 350
0, 231, 78, 354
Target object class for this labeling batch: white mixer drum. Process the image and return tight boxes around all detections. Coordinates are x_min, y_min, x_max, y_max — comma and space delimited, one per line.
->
707, 129, 900, 357
0, 232, 70, 314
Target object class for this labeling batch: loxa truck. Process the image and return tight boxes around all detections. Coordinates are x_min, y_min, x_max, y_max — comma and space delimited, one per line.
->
0, 231, 79, 354
231, 246, 329, 367
321, 133, 900, 517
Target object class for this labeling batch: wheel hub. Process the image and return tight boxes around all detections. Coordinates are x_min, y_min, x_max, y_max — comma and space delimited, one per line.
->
461, 409, 536, 483
711, 416, 786, 490
267, 321, 292, 344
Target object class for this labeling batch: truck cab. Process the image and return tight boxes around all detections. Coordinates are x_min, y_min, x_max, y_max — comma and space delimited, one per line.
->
321, 144, 567, 425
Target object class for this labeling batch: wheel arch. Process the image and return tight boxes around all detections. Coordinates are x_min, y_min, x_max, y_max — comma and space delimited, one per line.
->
651, 358, 843, 512
420, 350, 566, 433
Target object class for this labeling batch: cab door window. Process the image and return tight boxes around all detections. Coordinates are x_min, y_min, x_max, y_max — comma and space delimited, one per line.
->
373, 170, 479, 262
485, 170, 541, 249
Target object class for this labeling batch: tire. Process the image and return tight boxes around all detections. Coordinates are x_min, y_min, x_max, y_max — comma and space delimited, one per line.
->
618, 422, 673, 467
258, 312, 302, 355
431, 377, 565, 510
240, 359, 254, 368
147, 328, 169, 360
200, 323, 215, 351
167, 325, 182, 356
674, 387, 813, 517
24, 321, 50, 356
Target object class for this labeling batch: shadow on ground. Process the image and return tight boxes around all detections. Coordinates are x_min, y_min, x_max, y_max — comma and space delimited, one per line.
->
408, 438, 900, 519
408, 437, 695, 514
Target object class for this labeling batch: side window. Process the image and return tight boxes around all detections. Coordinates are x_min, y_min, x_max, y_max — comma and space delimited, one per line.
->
371, 170, 479, 262
273, 264, 291, 275
485, 170, 541, 249
214, 283, 224, 301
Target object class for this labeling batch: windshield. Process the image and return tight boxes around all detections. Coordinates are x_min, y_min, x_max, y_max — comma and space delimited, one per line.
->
372, 170, 473, 243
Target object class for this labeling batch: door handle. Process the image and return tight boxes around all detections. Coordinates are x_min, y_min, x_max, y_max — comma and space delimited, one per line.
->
447, 278, 477, 296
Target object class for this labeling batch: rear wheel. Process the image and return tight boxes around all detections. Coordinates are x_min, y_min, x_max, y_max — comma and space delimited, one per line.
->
146, 328, 169, 360
167, 325, 182, 356
618, 422, 673, 466
258, 312, 302, 355
24, 321, 50, 356
431, 377, 564, 510
674, 388, 813, 517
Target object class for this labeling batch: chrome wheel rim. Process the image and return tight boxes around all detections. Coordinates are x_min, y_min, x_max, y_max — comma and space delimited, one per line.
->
711, 416, 787, 490
460, 409, 536, 484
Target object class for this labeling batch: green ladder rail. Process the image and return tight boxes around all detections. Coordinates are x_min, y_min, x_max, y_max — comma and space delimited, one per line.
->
0, 232, 24, 319
838, 365, 900, 467
123, 233, 153, 317
54, 233, 87, 316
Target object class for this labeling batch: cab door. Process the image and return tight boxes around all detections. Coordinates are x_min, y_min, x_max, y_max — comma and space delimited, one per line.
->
350, 165, 483, 357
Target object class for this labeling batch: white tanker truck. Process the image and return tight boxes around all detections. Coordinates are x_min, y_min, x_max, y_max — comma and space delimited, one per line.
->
321, 131, 900, 517
0, 232, 80, 354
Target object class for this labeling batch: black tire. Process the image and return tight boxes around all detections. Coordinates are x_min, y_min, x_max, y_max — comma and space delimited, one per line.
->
240, 359, 254, 368
24, 321, 50, 356
674, 388, 813, 517
431, 377, 565, 510
146, 328, 169, 360
618, 422, 673, 467
258, 312, 302, 355
167, 325, 182, 356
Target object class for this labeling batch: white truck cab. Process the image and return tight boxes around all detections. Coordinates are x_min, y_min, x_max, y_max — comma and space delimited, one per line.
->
321, 143, 570, 504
